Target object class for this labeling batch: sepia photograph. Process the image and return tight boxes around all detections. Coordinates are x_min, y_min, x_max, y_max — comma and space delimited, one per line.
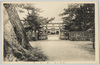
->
1, 1, 99, 64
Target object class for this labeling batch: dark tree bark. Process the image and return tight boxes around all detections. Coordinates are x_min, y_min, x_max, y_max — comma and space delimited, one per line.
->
4, 4, 32, 50
3, 3, 47, 61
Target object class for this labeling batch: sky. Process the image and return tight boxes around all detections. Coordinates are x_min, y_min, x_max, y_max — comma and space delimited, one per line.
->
34, 2, 68, 21
17, 2, 69, 23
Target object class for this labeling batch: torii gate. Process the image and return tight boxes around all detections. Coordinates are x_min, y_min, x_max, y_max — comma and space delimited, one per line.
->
43, 23, 65, 38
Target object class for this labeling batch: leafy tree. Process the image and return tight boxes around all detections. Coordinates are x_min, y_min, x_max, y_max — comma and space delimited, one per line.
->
60, 4, 95, 48
60, 4, 95, 31
60, 4, 81, 31
26, 12, 55, 40
17, 4, 55, 40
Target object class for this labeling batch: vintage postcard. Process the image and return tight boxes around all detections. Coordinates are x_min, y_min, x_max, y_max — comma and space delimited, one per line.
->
1, 1, 99, 64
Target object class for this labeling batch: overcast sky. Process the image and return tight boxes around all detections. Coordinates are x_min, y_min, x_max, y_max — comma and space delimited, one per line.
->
18, 2, 69, 23
34, 2, 68, 21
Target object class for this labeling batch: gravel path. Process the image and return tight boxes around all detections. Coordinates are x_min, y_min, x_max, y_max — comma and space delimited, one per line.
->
30, 35, 95, 61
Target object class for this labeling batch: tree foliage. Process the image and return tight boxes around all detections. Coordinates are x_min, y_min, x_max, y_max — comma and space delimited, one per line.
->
18, 4, 55, 30
60, 4, 95, 31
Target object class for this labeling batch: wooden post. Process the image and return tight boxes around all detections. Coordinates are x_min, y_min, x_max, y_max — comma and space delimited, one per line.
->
46, 24, 48, 39
59, 24, 61, 39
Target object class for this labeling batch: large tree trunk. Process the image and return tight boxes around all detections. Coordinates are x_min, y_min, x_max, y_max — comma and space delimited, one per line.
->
93, 29, 95, 49
34, 29, 37, 41
4, 4, 32, 50
3, 4, 47, 61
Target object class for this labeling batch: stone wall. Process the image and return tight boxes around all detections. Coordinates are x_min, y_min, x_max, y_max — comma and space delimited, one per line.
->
69, 31, 92, 41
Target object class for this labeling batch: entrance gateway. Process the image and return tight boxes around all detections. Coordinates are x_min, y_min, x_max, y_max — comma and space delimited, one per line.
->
42, 22, 65, 40
42, 22, 67, 40
38, 22, 68, 40
44, 23, 65, 35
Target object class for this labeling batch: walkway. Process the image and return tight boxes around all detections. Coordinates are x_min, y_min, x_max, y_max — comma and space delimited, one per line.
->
30, 35, 95, 61
47, 35, 60, 40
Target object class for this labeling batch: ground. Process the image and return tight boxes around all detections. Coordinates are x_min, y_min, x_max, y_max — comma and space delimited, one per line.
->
30, 35, 95, 61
